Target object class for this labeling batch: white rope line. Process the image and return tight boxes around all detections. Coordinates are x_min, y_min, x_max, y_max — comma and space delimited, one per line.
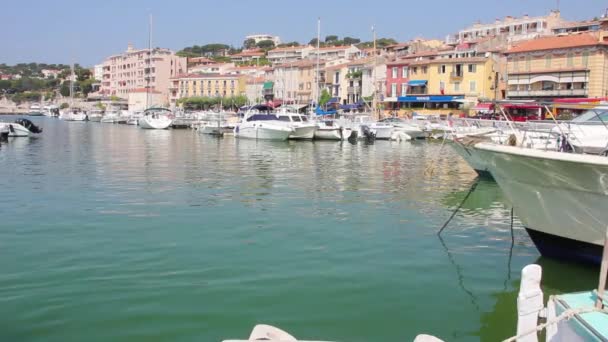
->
502, 305, 608, 342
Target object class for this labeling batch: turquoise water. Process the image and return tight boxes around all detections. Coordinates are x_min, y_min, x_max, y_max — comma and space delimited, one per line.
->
0, 118, 599, 341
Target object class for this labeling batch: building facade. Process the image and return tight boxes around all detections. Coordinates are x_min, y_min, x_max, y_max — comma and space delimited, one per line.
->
170, 74, 247, 105
267, 46, 314, 64
245, 34, 281, 46
505, 32, 608, 99
100, 44, 187, 104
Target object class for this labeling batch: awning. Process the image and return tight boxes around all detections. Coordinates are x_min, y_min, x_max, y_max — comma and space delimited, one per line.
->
472, 103, 494, 111
408, 80, 428, 86
327, 97, 340, 104
503, 104, 542, 110
340, 103, 362, 110
263, 81, 274, 90
398, 95, 464, 103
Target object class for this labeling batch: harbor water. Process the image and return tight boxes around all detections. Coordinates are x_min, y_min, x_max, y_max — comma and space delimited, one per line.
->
0, 117, 599, 341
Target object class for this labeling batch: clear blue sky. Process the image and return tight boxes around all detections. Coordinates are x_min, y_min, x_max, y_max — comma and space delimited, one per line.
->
1, 0, 606, 66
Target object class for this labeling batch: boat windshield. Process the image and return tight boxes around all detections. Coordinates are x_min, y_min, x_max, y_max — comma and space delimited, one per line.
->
247, 114, 278, 121
572, 109, 608, 123
278, 116, 292, 122
300, 116, 308, 122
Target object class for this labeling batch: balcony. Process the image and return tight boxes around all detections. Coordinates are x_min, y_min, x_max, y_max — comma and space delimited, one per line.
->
347, 86, 361, 94
508, 89, 588, 97
450, 72, 463, 82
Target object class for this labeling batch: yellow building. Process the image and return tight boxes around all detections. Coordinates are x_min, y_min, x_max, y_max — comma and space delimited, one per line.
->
505, 32, 608, 99
386, 49, 501, 116
171, 74, 246, 101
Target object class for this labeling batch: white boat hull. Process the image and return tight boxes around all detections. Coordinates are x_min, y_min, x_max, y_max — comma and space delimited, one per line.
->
475, 143, 608, 264
314, 127, 342, 140
138, 116, 172, 129
0, 123, 30, 137
372, 125, 394, 140
449, 141, 491, 176
88, 115, 102, 122
289, 125, 317, 140
235, 124, 292, 141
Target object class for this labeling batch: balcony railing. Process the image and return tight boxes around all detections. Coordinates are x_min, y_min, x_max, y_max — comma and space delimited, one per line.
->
450, 72, 463, 81
347, 86, 361, 94
508, 89, 588, 97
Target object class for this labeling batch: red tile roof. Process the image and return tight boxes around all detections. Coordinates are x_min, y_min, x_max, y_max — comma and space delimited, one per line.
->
507, 33, 605, 54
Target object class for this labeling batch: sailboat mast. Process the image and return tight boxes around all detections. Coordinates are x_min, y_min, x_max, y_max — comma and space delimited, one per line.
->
315, 17, 321, 113
70, 64, 74, 106
372, 25, 378, 119
146, 13, 152, 110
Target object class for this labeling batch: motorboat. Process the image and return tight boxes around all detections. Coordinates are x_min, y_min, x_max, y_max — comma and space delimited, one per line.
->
196, 112, 236, 136
314, 119, 343, 140
43, 106, 60, 117
60, 108, 87, 121
554, 107, 608, 155
138, 107, 173, 129
126, 111, 143, 125
87, 109, 103, 122
223, 324, 334, 342
234, 105, 293, 141
28, 104, 44, 116
379, 117, 426, 139
100, 110, 121, 123
274, 107, 317, 140
474, 142, 608, 264
0, 118, 43, 137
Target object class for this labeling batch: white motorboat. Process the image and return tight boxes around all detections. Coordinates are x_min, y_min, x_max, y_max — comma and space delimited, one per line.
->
234, 106, 293, 141
28, 104, 44, 116
314, 119, 343, 140
138, 107, 173, 129
60, 108, 87, 121
554, 107, 608, 155
100, 110, 121, 123
224, 324, 334, 342
275, 108, 317, 140
474, 142, 608, 264
196, 112, 236, 136
43, 105, 60, 117
0, 118, 43, 137
87, 109, 103, 122
379, 117, 426, 139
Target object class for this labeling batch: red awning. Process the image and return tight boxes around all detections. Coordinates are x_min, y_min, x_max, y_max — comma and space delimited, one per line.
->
553, 97, 607, 104
472, 103, 494, 111
503, 104, 542, 110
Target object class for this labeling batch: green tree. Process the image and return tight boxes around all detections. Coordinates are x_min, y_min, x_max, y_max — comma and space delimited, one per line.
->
325, 35, 339, 43
60, 102, 69, 109
343, 37, 361, 45
243, 38, 256, 49
319, 89, 331, 106
256, 40, 275, 50
309, 38, 319, 46
60, 82, 70, 97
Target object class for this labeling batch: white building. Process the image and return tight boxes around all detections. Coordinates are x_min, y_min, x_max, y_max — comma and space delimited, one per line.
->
245, 34, 281, 46
267, 46, 314, 64
447, 10, 565, 44
308, 45, 361, 62
93, 64, 103, 81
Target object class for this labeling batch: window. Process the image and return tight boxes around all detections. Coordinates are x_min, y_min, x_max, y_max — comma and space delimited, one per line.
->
454, 82, 460, 92
412, 67, 418, 74
582, 51, 589, 67
468, 64, 476, 73
401, 83, 408, 96
391, 83, 397, 97
545, 54, 552, 68
567, 53, 574, 67
438, 65, 447, 74
422, 66, 428, 74
469, 81, 476, 92
392, 67, 398, 78
402, 67, 408, 78
439, 81, 445, 92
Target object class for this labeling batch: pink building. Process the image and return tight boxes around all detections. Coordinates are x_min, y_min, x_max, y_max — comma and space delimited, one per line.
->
100, 44, 187, 105
385, 60, 409, 99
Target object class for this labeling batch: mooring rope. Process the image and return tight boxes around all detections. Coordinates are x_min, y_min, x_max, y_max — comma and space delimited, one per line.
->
502, 302, 608, 342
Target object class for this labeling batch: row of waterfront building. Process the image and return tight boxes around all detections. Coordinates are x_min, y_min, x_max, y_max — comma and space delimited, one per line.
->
92, 9, 608, 114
